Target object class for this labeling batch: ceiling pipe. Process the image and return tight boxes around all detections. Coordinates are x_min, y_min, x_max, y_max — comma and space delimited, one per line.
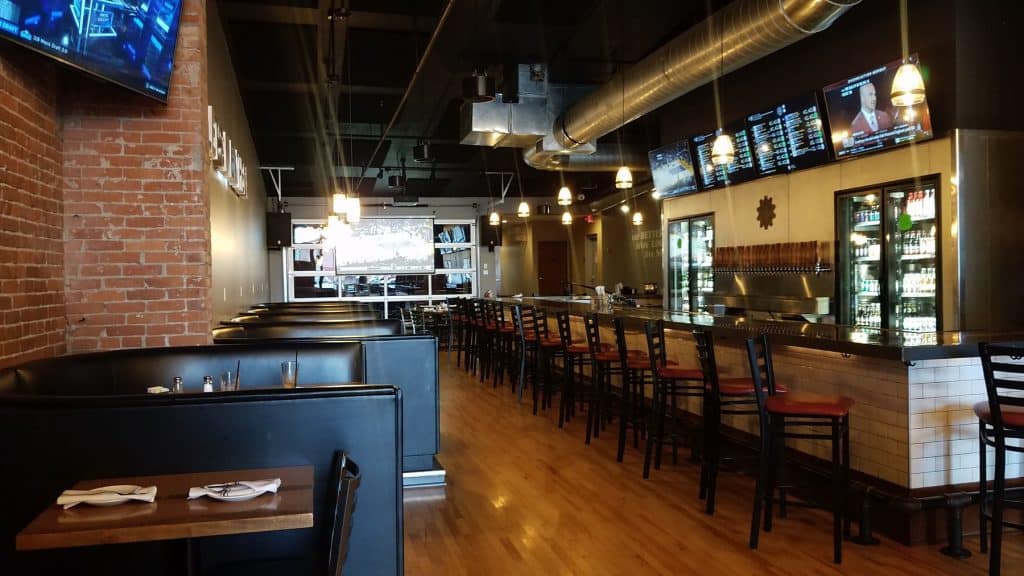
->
522, 145, 648, 172
553, 0, 860, 149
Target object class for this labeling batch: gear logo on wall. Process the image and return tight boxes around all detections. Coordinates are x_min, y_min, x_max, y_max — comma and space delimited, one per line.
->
757, 195, 776, 230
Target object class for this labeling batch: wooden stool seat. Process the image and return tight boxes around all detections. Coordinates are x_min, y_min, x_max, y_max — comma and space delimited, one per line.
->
766, 393, 854, 418
973, 401, 1024, 428
656, 365, 702, 380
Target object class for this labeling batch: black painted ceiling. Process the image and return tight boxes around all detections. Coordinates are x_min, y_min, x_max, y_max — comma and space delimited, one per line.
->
218, 0, 723, 202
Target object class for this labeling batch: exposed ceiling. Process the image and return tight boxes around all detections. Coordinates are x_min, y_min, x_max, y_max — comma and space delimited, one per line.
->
218, 0, 727, 203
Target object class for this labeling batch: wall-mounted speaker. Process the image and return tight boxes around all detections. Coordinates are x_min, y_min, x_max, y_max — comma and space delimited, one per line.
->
266, 212, 292, 249
478, 216, 502, 248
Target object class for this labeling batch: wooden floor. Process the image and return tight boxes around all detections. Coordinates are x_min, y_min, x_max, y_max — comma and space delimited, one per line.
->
404, 355, 1023, 575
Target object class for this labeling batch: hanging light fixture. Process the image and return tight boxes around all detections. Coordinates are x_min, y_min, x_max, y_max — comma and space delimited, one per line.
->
561, 211, 572, 225
614, 166, 633, 189
711, 132, 735, 165
332, 192, 347, 214
345, 197, 361, 223
325, 214, 342, 249
651, 188, 662, 200
615, 23, 633, 192
632, 211, 644, 226
557, 185, 573, 206
489, 210, 500, 226
517, 201, 530, 218
619, 203, 630, 214
891, 0, 926, 107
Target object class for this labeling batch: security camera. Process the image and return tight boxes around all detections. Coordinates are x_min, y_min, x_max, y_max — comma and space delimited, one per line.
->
576, 193, 586, 201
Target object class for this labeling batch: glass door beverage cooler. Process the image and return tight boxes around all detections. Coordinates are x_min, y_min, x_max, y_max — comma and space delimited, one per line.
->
667, 215, 714, 312
836, 177, 940, 331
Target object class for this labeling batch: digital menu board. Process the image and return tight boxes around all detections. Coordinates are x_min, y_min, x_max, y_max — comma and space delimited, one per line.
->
691, 123, 756, 190
746, 92, 830, 176
648, 140, 698, 198
823, 57, 933, 159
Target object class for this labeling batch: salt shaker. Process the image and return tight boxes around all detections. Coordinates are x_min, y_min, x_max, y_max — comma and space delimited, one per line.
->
171, 376, 184, 394
202, 375, 214, 393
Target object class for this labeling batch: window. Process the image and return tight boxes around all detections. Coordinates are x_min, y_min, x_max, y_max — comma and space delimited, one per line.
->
283, 218, 477, 315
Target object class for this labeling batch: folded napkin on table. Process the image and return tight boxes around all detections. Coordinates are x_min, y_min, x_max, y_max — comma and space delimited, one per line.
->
56, 485, 157, 509
187, 478, 281, 500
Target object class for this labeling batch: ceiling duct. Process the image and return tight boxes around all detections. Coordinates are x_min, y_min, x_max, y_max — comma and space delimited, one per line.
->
460, 64, 550, 148
392, 195, 420, 207
523, 141, 648, 172
553, 0, 860, 149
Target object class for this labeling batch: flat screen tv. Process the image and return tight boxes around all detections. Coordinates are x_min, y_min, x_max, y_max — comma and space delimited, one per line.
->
823, 57, 933, 159
648, 140, 697, 199
334, 217, 436, 274
746, 91, 830, 176
0, 0, 183, 102
691, 121, 756, 190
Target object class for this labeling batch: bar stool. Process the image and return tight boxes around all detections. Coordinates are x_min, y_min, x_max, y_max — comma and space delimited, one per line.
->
694, 329, 764, 515
642, 319, 704, 479
533, 308, 564, 414
583, 312, 622, 445
745, 333, 854, 564
613, 317, 658, 462
555, 311, 592, 428
976, 342, 1024, 576
486, 300, 516, 389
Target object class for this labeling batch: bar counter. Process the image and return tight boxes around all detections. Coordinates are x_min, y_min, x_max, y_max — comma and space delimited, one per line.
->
500, 296, 1024, 494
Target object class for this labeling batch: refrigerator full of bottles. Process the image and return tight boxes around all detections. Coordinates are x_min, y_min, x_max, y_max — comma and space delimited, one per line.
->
666, 215, 714, 312
836, 177, 940, 331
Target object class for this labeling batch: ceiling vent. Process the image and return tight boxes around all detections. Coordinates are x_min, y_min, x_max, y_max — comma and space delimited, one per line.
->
392, 195, 419, 207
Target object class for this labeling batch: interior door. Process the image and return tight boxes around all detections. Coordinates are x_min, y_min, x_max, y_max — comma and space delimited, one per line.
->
537, 241, 569, 295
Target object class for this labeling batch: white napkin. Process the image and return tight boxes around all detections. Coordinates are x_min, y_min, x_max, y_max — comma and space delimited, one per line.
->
56, 485, 158, 509
187, 478, 281, 500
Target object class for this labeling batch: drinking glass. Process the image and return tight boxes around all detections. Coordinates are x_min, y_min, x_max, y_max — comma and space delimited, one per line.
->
220, 370, 236, 392
281, 361, 298, 389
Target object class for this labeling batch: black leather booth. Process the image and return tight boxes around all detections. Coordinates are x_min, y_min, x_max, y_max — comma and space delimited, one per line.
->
212, 320, 402, 341
0, 354, 403, 575
225, 312, 381, 324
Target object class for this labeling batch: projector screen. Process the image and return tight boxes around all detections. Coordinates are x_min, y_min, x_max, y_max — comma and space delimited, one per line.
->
334, 217, 435, 274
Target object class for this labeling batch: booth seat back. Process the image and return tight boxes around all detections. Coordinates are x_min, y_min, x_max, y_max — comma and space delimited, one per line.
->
0, 342, 364, 395
0, 385, 403, 576
246, 305, 375, 315
212, 320, 402, 342
226, 312, 381, 323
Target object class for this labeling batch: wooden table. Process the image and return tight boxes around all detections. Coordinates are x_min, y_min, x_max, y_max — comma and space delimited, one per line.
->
16, 465, 314, 551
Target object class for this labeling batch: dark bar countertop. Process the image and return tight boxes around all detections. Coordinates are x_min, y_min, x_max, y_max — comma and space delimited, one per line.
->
499, 296, 1022, 362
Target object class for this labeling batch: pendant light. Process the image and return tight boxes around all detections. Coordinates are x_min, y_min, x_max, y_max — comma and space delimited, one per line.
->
619, 203, 630, 214
517, 201, 530, 218
632, 211, 644, 226
561, 211, 572, 225
614, 166, 633, 189
614, 16, 633, 192
345, 197, 361, 223
710, 12, 733, 166
557, 185, 573, 206
332, 192, 347, 214
489, 210, 500, 226
891, 2, 925, 107
711, 132, 735, 165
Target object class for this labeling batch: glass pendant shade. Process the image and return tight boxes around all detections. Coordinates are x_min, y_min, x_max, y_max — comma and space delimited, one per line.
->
614, 166, 633, 189
517, 201, 530, 218
489, 211, 500, 226
345, 197, 361, 223
632, 211, 643, 226
325, 214, 342, 247
561, 211, 572, 225
619, 203, 630, 213
711, 133, 735, 165
891, 62, 926, 107
332, 192, 347, 214
557, 186, 573, 206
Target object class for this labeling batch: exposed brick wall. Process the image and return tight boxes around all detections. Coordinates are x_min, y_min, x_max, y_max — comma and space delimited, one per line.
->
62, 0, 212, 352
0, 48, 66, 368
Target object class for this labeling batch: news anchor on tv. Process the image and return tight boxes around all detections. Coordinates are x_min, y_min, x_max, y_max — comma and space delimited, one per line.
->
850, 82, 893, 135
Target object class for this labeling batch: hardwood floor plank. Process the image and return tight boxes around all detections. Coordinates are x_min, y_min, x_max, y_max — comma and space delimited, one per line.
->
404, 355, 1023, 575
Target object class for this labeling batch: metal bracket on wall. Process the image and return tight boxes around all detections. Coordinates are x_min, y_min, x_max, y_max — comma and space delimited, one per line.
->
260, 166, 294, 206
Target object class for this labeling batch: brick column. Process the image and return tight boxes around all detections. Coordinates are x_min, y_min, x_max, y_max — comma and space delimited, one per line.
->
62, 0, 212, 352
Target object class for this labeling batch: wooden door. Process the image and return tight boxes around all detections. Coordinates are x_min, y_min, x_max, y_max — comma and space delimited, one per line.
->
537, 241, 568, 295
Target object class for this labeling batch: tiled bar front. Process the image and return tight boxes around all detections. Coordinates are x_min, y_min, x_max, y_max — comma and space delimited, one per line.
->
554, 306, 1022, 491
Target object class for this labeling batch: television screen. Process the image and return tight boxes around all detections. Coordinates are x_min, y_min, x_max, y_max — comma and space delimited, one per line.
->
0, 0, 183, 102
746, 92, 830, 176
691, 121, 756, 190
823, 57, 933, 158
334, 217, 436, 274
648, 140, 698, 199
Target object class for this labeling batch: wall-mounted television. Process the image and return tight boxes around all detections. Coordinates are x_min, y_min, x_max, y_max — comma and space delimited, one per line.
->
691, 121, 756, 190
0, 0, 183, 103
334, 217, 436, 274
823, 57, 933, 159
746, 91, 830, 176
648, 140, 697, 199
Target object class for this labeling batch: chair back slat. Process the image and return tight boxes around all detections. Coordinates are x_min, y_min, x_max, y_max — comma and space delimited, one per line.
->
979, 342, 1024, 431
644, 320, 666, 374
613, 317, 629, 364
556, 311, 572, 348
693, 329, 719, 394
583, 313, 601, 354
535, 308, 550, 339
